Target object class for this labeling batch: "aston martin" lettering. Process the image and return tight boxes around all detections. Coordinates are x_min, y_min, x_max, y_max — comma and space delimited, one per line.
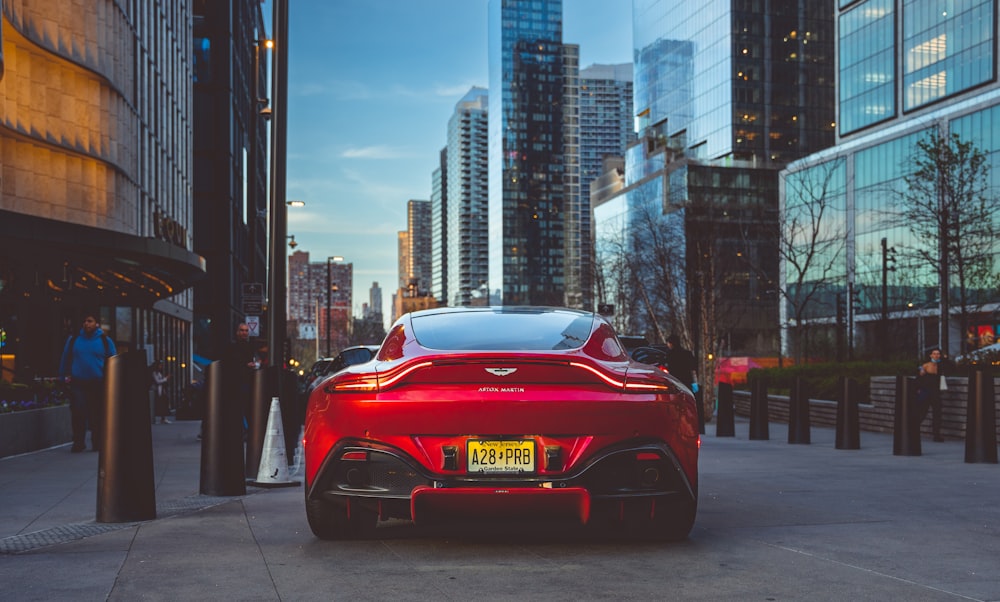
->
477, 386, 526, 393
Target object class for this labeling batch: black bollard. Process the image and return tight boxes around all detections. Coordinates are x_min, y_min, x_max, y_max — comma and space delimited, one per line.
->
787, 377, 811, 444
246, 366, 277, 479
965, 367, 998, 464
749, 377, 769, 440
716, 382, 735, 437
97, 351, 156, 523
892, 375, 921, 456
835, 376, 860, 450
200, 360, 246, 496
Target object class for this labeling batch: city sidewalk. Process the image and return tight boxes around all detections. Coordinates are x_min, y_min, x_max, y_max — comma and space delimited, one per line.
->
0, 418, 297, 551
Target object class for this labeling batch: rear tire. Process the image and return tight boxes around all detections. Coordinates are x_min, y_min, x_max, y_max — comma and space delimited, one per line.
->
305, 494, 378, 540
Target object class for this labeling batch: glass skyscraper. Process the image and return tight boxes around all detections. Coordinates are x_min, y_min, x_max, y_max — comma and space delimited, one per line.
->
447, 88, 490, 306
782, 0, 1000, 359
593, 0, 835, 355
488, 0, 574, 306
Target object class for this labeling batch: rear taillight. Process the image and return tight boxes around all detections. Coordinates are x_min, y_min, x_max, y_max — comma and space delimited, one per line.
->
326, 373, 379, 393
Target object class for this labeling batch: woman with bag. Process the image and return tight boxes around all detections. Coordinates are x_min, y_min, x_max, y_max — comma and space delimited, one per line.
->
915, 347, 949, 441
151, 360, 171, 424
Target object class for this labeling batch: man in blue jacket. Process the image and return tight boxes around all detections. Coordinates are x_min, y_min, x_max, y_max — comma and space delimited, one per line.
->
59, 311, 117, 452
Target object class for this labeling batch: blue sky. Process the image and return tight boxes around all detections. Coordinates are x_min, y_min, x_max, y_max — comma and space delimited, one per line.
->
282, 1, 633, 319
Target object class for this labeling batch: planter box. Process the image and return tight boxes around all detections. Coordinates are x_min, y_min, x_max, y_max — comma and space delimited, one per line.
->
0, 405, 73, 458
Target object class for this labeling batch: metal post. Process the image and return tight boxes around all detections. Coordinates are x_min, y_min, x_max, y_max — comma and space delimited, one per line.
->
97, 351, 155, 522
749, 377, 769, 440
326, 257, 331, 357
881, 237, 889, 351
267, 0, 289, 370
965, 367, 998, 464
716, 382, 735, 437
788, 377, 811, 444
835, 377, 860, 450
892, 375, 921, 456
199, 360, 246, 496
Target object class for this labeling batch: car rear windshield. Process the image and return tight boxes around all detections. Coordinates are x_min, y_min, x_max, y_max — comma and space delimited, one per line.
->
411, 309, 595, 351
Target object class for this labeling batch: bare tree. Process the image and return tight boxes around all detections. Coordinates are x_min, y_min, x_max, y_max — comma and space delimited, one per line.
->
627, 199, 688, 344
774, 158, 847, 363
899, 131, 996, 355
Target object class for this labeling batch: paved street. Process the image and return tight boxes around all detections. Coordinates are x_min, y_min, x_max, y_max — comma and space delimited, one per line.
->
2, 416, 999, 601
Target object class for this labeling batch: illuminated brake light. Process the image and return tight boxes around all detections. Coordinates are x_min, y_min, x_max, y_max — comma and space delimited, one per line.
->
569, 361, 625, 388
341, 451, 368, 461
377, 361, 433, 389
624, 381, 673, 391
331, 376, 379, 392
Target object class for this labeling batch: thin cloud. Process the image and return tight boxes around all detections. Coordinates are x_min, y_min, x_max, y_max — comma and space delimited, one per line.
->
434, 82, 484, 98
341, 146, 411, 159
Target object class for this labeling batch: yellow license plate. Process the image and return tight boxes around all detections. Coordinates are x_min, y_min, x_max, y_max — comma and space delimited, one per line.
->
466, 439, 535, 474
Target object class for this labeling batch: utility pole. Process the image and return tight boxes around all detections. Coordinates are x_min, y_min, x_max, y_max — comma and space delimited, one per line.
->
881, 237, 895, 353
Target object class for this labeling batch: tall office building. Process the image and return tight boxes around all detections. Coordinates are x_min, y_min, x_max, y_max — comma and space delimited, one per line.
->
192, 0, 271, 358
0, 1, 204, 387
782, 0, 1000, 358
593, 0, 834, 355
580, 65, 635, 195
430, 148, 448, 305
368, 282, 383, 323
488, 0, 578, 306
574, 63, 635, 310
446, 87, 490, 306
405, 200, 432, 296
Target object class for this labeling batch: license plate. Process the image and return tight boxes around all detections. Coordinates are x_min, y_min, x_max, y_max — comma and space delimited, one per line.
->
466, 439, 535, 474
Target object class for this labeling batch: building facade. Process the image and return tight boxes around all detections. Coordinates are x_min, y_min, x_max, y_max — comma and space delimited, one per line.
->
0, 1, 205, 394
446, 87, 490, 306
405, 199, 432, 296
488, 0, 577, 306
430, 148, 448, 305
575, 63, 635, 311
781, 0, 1000, 360
191, 0, 270, 361
287, 251, 352, 360
593, 0, 835, 357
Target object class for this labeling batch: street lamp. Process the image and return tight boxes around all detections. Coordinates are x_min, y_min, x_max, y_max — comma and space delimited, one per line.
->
881, 237, 896, 350
266, 0, 289, 370
326, 256, 344, 357
248, 36, 272, 285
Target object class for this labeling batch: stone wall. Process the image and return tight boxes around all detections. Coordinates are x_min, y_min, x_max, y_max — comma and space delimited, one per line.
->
732, 375, 1000, 441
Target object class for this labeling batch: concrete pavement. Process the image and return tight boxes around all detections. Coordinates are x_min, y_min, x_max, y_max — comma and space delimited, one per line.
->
2, 415, 999, 600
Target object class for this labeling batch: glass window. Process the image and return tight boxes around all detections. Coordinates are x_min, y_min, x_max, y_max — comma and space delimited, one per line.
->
839, 0, 896, 134
411, 308, 594, 351
902, 0, 994, 110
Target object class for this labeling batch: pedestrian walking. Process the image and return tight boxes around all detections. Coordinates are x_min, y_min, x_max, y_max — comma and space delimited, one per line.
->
58, 311, 117, 452
151, 360, 171, 424
663, 334, 703, 431
915, 347, 951, 441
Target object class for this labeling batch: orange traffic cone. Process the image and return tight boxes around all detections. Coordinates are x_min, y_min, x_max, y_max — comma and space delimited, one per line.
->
249, 397, 300, 488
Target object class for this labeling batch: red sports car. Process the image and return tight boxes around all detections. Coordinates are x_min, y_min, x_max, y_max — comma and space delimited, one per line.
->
303, 306, 699, 540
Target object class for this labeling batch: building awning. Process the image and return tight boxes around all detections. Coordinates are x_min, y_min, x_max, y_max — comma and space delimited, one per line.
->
0, 209, 206, 306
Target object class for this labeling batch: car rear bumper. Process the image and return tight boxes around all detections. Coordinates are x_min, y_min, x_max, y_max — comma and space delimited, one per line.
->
410, 485, 591, 524
307, 437, 696, 523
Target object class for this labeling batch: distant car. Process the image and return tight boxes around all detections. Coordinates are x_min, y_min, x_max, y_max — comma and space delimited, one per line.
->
302, 345, 380, 396
955, 342, 1000, 365
303, 306, 700, 541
